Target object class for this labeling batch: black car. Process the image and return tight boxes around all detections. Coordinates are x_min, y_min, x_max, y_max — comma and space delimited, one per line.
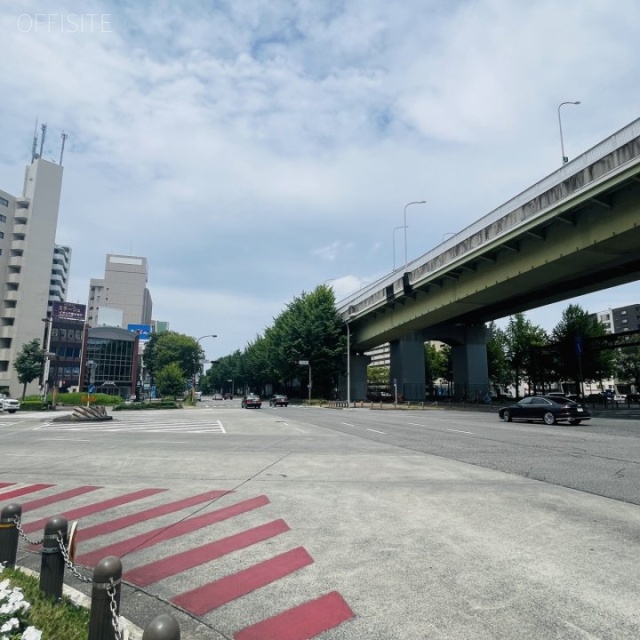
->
269, 394, 289, 407
499, 395, 591, 425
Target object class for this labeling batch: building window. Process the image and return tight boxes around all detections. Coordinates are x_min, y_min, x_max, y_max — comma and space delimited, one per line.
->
0, 197, 8, 207
0, 232, 4, 239
0, 214, 6, 223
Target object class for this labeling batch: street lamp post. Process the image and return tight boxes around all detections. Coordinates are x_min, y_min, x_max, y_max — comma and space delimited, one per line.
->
403, 200, 427, 269
558, 101, 581, 164
193, 334, 217, 403
41, 317, 52, 399
392, 225, 406, 271
346, 318, 351, 408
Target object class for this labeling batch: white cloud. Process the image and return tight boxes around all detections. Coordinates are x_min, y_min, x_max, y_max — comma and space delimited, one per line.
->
1, 0, 639, 355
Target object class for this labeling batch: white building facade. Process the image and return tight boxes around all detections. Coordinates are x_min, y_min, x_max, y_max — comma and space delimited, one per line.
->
87, 254, 152, 329
0, 157, 65, 396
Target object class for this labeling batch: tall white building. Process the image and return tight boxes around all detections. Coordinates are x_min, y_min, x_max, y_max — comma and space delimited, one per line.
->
48, 244, 71, 314
0, 156, 65, 396
87, 254, 152, 329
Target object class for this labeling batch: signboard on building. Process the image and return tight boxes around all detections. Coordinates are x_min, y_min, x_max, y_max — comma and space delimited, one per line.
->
52, 301, 86, 321
127, 324, 152, 340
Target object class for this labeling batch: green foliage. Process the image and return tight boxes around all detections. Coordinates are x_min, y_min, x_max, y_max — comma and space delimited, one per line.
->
209, 285, 345, 398
13, 338, 46, 399
1, 566, 90, 640
550, 304, 614, 384
155, 362, 186, 398
615, 346, 640, 389
504, 313, 548, 393
19, 400, 47, 411
34, 392, 123, 406
424, 343, 449, 385
367, 366, 389, 386
486, 322, 511, 387
144, 331, 204, 382
113, 400, 181, 410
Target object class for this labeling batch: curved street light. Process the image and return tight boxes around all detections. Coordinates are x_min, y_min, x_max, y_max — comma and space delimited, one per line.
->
392, 225, 406, 271
404, 200, 427, 269
558, 101, 581, 164
193, 334, 217, 403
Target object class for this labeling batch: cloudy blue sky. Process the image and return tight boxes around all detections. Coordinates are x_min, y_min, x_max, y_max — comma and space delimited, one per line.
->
1, 1, 639, 361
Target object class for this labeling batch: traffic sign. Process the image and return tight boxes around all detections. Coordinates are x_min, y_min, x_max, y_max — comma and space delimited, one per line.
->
88, 384, 95, 393
298, 360, 309, 365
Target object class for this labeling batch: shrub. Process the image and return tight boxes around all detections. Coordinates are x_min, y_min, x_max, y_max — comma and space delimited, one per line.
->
113, 401, 181, 411
18, 400, 47, 411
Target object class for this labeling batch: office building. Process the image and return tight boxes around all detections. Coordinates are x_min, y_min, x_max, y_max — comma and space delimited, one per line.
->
0, 156, 65, 396
87, 254, 152, 328
593, 304, 640, 334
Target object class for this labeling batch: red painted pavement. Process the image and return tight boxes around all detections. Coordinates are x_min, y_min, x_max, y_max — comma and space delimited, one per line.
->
0, 483, 15, 489
22, 487, 167, 535
77, 494, 269, 567
125, 519, 290, 586
172, 546, 314, 615
0, 484, 54, 500
76, 489, 230, 543
20, 485, 101, 514
234, 591, 355, 640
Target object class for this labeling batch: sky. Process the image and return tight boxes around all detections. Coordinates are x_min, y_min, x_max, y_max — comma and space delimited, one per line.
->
1, 0, 639, 362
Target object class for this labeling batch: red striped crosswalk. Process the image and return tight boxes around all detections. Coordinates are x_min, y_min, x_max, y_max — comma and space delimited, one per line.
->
3, 482, 354, 638
235, 591, 355, 640
173, 546, 314, 614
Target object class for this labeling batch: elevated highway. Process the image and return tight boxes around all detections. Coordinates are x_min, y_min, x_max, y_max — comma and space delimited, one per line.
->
337, 118, 640, 398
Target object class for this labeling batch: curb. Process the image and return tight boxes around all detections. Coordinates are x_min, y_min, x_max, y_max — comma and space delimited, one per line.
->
16, 566, 144, 640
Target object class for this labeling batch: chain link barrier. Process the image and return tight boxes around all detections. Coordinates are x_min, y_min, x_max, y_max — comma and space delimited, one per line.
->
108, 578, 124, 640
13, 515, 43, 546
11, 514, 129, 640
56, 530, 92, 584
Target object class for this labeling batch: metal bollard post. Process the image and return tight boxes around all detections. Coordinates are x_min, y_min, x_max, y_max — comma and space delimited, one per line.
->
0, 503, 22, 568
39, 515, 67, 600
89, 556, 123, 640
143, 613, 181, 640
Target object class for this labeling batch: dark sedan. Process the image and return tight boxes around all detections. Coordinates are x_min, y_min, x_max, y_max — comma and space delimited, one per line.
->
498, 395, 591, 425
269, 394, 289, 407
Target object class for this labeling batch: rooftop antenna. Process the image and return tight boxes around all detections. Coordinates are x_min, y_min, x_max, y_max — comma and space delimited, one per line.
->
59, 131, 68, 165
31, 118, 39, 162
39, 123, 47, 160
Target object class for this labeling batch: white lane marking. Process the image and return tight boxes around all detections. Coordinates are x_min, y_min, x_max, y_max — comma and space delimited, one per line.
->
341, 422, 355, 427
367, 428, 386, 434
447, 428, 474, 434
293, 427, 305, 433
39, 438, 91, 442
407, 422, 426, 427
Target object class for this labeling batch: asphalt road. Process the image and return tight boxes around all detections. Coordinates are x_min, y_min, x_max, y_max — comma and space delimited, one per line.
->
2, 401, 640, 639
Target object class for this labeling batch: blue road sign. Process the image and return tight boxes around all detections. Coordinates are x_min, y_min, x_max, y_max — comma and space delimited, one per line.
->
88, 384, 96, 393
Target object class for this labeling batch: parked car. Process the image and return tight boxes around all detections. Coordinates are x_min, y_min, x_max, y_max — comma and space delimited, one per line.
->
499, 395, 590, 425
242, 394, 262, 409
269, 394, 289, 407
223, 393, 233, 400
1, 397, 20, 413
213, 393, 223, 400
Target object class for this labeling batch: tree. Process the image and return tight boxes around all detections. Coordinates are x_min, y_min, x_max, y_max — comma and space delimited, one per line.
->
504, 313, 548, 396
551, 304, 614, 391
143, 332, 203, 383
424, 342, 448, 391
268, 285, 345, 398
155, 363, 186, 399
486, 323, 511, 391
13, 338, 46, 399
615, 346, 640, 391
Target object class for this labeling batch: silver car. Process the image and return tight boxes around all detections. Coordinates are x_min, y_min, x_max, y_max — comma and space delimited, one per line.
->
2, 398, 20, 413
